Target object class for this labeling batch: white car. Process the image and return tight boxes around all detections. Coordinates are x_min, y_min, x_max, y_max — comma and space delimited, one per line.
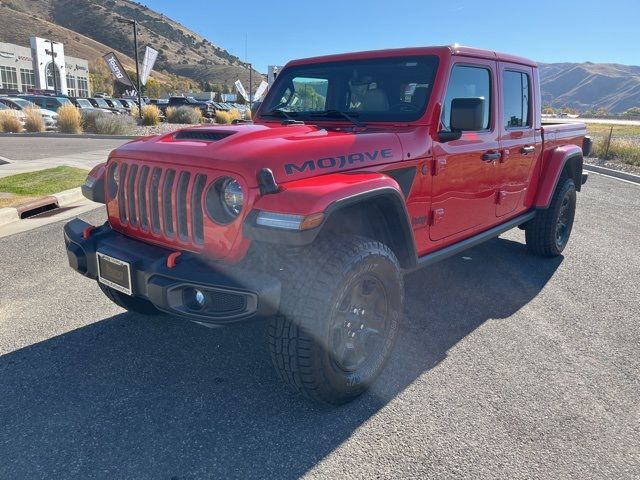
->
0, 97, 58, 130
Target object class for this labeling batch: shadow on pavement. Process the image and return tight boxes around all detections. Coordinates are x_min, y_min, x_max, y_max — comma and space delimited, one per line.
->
0, 237, 562, 479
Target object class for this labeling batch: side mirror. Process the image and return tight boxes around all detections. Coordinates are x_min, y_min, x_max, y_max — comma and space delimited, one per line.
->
438, 97, 485, 143
450, 97, 485, 131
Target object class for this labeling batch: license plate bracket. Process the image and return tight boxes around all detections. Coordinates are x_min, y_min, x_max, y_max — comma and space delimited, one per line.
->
97, 252, 133, 296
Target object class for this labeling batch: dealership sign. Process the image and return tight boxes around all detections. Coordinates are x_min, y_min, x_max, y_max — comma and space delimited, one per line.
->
103, 52, 133, 87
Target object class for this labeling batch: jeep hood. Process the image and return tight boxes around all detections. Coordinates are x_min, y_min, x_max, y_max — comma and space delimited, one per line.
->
110, 124, 404, 187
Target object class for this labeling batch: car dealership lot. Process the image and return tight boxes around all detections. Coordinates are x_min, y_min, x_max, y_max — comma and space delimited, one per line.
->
0, 173, 638, 479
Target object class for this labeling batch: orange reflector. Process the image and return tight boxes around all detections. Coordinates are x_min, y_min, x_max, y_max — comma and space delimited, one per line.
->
300, 212, 325, 230
82, 226, 95, 239
167, 251, 181, 269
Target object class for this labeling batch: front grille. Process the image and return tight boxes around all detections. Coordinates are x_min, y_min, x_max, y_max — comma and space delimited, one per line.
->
114, 161, 207, 245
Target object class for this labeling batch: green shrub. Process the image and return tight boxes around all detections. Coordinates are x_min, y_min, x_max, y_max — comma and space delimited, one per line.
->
94, 114, 136, 135
167, 106, 203, 124
81, 110, 107, 133
57, 104, 82, 134
24, 107, 45, 132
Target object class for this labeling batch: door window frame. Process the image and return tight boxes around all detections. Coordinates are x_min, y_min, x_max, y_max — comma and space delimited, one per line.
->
440, 61, 496, 134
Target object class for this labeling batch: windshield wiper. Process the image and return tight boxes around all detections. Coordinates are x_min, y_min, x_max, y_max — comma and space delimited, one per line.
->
309, 110, 364, 128
263, 108, 297, 120
262, 108, 304, 125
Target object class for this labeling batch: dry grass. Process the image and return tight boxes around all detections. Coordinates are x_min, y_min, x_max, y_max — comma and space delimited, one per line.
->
215, 110, 232, 124
56, 104, 82, 134
141, 104, 161, 126
587, 123, 640, 166
245, 108, 252, 120
0, 110, 23, 133
228, 108, 241, 122
167, 106, 203, 124
23, 107, 45, 132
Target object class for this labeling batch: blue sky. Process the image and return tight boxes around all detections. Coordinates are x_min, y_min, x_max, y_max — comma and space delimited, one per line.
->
140, 0, 638, 73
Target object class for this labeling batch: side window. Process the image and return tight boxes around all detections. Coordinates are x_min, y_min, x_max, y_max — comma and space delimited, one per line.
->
502, 70, 530, 129
441, 65, 491, 131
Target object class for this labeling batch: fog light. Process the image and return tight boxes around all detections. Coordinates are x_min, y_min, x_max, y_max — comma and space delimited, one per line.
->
184, 287, 206, 311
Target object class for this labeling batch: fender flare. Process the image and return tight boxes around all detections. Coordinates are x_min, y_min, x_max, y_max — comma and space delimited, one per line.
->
243, 172, 418, 268
534, 145, 584, 209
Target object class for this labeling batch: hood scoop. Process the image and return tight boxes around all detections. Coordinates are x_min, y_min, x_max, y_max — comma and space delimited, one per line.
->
173, 130, 235, 142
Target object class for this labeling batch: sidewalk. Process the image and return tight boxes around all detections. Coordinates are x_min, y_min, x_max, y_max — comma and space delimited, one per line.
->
0, 148, 112, 178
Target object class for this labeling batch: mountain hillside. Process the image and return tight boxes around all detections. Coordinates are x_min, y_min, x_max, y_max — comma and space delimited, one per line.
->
0, 0, 259, 88
539, 62, 640, 113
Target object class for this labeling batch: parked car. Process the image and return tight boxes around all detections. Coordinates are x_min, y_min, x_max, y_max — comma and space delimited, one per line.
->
0, 97, 57, 129
19, 94, 72, 113
86, 98, 125, 115
100, 98, 129, 114
64, 45, 590, 404
167, 96, 214, 117
69, 97, 112, 115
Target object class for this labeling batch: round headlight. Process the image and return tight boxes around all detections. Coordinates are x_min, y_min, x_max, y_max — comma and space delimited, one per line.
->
222, 178, 244, 216
205, 177, 244, 224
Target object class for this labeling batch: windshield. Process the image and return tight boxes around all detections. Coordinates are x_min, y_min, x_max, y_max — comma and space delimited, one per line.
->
261, 55, 438, 123
11, 99, 34, 109
77, 99, 93, 108
58, 98, 72, 105
95, 98, 109, 108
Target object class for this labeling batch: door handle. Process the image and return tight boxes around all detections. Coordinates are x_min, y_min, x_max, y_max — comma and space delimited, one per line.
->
521, 145, 535, 154
482, 152, 501, 161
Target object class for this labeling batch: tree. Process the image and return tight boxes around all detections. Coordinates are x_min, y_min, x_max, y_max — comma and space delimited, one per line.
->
145, 77, 161, 98
623, 107, 640, 117
89, 59, 114, 96
542, 106, 555, 115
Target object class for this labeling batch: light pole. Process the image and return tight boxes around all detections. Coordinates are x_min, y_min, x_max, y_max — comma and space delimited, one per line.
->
245, 62, 252, 111
117, 17, 143, 119
47, 39, 59, 94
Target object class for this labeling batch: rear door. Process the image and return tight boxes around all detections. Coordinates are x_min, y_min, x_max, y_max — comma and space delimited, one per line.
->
496, 64, 537, 217
430, 60, 499, 241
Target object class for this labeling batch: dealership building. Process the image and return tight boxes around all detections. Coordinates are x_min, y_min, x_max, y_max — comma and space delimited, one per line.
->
0, 37, 90, 96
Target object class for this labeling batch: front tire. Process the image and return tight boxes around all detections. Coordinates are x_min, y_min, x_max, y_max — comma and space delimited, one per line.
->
98, 281, 161, 315
268, 235, 403, 404
525, 176, 577, 256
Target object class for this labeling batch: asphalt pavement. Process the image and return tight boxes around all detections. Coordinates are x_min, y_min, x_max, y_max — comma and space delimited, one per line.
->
0, 137, 129, 179
0, 173, 638, 479
0, 136, 129, 161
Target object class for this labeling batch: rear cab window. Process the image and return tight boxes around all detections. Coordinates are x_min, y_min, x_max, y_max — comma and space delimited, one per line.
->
502, 70, 531, 129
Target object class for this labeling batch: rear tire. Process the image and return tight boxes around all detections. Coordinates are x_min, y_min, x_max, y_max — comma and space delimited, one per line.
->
267, 235, 403, 405
525, 176, 576, 256
98, 281, 161, 315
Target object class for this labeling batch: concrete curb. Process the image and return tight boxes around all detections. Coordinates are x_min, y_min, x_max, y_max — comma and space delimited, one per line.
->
0, 132, 138, 140
584, 164, 640, 184
0, 187, 85, 228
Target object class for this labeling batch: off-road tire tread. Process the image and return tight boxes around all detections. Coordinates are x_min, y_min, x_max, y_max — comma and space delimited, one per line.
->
266, 234, 403, 404
525, 177, 576, 257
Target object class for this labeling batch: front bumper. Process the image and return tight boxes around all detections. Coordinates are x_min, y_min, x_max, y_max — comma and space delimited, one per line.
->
63, 218, 281, 324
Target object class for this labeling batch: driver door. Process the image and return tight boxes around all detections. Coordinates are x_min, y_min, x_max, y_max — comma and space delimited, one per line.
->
430, 60, 500, 242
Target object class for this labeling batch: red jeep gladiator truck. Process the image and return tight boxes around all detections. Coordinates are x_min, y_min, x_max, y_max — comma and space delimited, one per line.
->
65, 45, 590, 404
